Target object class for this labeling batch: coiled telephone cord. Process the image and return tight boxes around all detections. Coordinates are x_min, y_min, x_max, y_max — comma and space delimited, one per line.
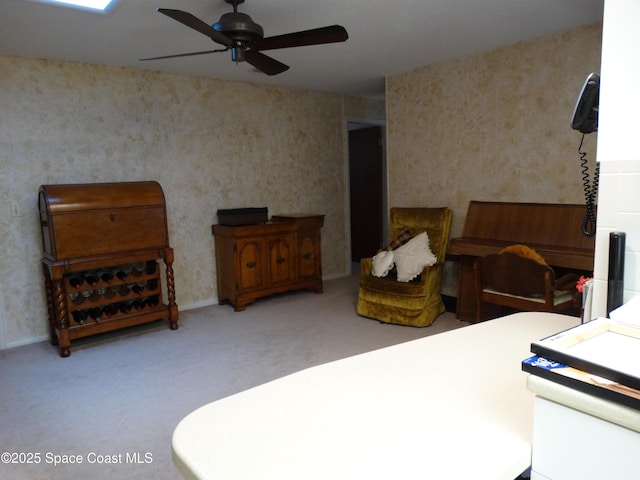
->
578, 133, 599, 237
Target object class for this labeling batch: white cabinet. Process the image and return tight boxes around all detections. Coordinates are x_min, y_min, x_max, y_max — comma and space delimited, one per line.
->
530, 394, 640, 479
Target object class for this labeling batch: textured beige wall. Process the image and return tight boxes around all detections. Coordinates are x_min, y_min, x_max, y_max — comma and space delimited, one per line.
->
0, 56, 377, 347
386, 24, 603, 239
0, 23, 600, 347
343, 95, 386, 121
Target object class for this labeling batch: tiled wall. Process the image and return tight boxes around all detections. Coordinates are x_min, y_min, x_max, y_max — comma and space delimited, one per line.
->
591, 161, 640, 318
590, 0, 640, 319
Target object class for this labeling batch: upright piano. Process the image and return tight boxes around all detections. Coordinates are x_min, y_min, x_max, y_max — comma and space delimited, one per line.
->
449, 201, 595, 322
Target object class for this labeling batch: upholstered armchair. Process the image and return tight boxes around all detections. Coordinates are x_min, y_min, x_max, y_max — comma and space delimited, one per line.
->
356, 207, 453, 327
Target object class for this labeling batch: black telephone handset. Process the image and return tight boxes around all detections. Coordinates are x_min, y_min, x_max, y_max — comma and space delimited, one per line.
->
571, 73, 600, 237
571, 73, 599, 134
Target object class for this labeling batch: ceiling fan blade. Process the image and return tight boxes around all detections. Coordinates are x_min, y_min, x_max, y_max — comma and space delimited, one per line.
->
140, 49, 226, 61
245, 50, 290, 76
252, 25, 348, 51
157, 8, 233, 47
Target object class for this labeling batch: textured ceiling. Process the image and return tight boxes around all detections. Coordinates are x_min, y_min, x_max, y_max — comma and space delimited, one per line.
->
1, 0, 604, 97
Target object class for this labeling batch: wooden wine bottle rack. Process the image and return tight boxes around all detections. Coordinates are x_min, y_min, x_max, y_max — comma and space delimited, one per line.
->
64, 261, 162, 325
39, 182, 179, 357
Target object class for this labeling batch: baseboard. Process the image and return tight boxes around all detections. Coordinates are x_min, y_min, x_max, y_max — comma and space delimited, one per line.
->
5, 334, 50, 350
323, 272, 353, 281
1, 300, 220, 352
179, 299, 218, 311
2, 278, 427, 351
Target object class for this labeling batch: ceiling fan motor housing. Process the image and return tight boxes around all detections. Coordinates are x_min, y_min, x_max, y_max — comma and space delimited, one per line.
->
213, 12, 264, 43
214, 11, 263, 62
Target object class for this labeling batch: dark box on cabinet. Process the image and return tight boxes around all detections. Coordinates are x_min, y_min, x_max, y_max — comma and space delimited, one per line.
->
217, 207, 268, 226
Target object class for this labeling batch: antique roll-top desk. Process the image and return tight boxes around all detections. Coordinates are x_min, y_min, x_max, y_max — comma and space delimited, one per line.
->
39, 181, 179, 357
449, 201, 595, 322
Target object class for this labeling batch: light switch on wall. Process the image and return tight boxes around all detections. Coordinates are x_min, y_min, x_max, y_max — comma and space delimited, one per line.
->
10, 200, 22, 218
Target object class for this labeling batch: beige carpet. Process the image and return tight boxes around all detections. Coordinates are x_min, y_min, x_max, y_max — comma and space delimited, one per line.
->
0, 274, 468, 480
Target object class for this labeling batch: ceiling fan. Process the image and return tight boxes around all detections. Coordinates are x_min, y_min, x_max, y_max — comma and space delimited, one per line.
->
140, 0, 349, 76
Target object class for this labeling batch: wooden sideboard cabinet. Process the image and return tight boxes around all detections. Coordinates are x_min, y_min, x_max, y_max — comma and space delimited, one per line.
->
39, 181, 179, 357
212, 214, 324, 311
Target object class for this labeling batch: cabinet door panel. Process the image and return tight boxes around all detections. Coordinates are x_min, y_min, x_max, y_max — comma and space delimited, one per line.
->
268, 236, 294, 285
298, 232, 321, 280
237, 239, 264, 291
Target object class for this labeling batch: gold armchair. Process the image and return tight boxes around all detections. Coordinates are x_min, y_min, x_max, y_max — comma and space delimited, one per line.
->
356, 207, 453, 327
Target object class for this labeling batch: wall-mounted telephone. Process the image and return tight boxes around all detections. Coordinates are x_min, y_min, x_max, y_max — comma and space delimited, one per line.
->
572, 73, 599, 134
571, 72, 600, 237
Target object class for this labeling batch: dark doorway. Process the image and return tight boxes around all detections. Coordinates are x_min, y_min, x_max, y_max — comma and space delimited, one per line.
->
349, 125, 384, 262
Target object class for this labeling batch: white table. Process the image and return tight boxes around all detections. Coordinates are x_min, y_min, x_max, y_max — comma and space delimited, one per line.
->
172, 312, 579, 480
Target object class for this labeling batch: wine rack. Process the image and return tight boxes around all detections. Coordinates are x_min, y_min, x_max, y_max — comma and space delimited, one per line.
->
65, 261, 162, 326
39, 182, 179, 357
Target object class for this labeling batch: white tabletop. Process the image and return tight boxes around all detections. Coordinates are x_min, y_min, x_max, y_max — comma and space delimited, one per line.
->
172, 312, 579, 480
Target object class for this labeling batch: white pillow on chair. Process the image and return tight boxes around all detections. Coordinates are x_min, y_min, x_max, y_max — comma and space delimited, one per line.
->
371, 250, 395, 277
393, 231, 437, 282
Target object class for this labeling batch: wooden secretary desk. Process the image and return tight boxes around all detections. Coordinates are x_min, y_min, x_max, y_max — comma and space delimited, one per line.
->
39, 181, 179, 357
